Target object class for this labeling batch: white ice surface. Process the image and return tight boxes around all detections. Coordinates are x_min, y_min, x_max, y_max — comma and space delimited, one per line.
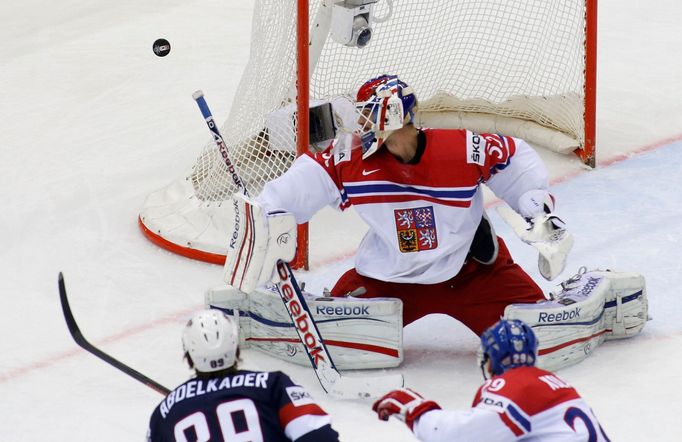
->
1, 1, 681, 440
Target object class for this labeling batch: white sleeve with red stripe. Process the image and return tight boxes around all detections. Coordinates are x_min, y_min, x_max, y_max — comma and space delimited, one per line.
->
485, 137, 550, 215
412, 407, 517, 442
258, 154, 343, 224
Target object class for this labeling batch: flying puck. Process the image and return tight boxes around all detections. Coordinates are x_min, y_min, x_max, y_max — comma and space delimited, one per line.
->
153, 38, 171, 57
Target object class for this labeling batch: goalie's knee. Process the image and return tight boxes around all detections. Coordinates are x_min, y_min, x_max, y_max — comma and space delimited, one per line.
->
205, 285, 251, 347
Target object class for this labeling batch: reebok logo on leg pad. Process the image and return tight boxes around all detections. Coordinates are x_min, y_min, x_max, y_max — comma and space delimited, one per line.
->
538, 307, 581, 323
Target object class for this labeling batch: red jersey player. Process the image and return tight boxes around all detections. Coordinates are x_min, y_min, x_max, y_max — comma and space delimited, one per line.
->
372, 319, 611, 441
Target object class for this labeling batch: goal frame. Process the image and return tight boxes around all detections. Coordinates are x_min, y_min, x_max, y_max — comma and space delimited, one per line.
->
292, 0, 597, 268
139, 0, 598, 271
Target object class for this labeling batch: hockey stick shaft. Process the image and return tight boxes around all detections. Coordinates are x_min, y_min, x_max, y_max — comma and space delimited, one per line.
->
192, 91, 342, 392
58, 272, 171, 395
192, 90, 249, 196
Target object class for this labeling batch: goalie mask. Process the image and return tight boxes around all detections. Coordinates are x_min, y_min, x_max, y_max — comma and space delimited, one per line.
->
478, 319, 538, 378
182, 309, 239, 373
355, 75, 417, 159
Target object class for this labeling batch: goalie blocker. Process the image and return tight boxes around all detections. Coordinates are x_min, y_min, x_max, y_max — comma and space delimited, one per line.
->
224, 194, 298, 294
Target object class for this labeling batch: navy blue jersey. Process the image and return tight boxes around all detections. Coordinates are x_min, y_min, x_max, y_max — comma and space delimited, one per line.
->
147, 370, 338, 442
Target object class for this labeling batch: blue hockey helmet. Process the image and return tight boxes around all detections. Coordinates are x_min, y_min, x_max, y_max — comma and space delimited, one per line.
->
355, 75, 417, 159
479, 319, 538, 378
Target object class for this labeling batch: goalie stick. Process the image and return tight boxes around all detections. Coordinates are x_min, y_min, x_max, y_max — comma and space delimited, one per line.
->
193, 90, 403, 399
57, 272, 171, 395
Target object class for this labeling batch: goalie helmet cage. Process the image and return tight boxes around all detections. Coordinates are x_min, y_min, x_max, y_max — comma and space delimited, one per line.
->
138, 0, 597, 270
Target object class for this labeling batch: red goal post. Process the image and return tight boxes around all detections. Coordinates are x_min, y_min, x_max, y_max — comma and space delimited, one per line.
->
139, 0, 597, 270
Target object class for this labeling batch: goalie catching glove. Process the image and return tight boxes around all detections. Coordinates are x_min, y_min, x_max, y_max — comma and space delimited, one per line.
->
497, 189, 574, 281
372, 388, 441, 431
223, 193, 297, 293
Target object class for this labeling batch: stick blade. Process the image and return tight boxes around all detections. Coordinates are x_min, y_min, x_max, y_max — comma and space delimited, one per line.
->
58, 272, 87, 345
327, 373, 404, 400
57, 272, 171, 395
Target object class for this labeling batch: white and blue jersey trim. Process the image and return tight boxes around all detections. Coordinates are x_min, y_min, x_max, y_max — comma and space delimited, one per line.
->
342, 180, 478, 203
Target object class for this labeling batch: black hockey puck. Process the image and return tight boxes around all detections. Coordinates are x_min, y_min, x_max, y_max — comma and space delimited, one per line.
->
153, 38, 171, 57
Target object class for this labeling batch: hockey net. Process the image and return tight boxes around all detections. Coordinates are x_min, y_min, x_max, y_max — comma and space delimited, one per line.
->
139, 0, 596, 268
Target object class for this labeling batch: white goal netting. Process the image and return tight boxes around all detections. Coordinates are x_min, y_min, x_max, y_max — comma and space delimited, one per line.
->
140, 0, 589, 263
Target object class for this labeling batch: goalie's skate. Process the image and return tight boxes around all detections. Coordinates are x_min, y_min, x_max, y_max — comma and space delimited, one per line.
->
504, 267, 648, 371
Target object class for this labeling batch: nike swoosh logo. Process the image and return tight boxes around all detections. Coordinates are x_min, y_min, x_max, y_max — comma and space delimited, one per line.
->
362, 168, 381, 176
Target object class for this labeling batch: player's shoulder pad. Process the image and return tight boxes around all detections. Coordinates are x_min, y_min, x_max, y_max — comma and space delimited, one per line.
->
284, 384, 317, 407
263, 369, 287, 384
477, 367, 542, 404
465, 130, 515, 171
309, 135, 354, 168
421, 127, 469, 161
270, 370, 301, 389
466, 130, 488, 166
332, 134, 353, 164
479, 366, 580, 416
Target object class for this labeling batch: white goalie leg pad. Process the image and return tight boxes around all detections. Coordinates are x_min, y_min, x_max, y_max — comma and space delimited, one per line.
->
223, 193, 297, 293
205, 286, 251, 348
596, 270, 648, 340
504, 268, 648, 372
206, 285, 403, 370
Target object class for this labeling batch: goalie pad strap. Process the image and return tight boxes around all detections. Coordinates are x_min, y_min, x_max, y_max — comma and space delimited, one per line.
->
224, 194, 297, 293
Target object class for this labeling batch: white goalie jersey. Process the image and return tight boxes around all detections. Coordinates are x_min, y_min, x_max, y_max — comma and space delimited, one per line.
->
258, 128, 550, 284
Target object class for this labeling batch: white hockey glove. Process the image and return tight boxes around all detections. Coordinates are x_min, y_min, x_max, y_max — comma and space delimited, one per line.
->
517, 189, 556, 218
223, 193, 297, 293
497, 190, 574, 281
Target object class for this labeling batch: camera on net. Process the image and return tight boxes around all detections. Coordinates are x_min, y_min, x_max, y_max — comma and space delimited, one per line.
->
331, 0, 378, 48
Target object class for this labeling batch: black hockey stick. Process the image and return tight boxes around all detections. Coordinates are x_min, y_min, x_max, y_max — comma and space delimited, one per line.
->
58, 272, 171, 395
